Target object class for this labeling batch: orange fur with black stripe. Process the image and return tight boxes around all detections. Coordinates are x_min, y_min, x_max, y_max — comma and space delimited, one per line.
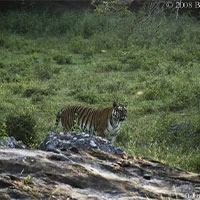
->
54, 102, 128, 142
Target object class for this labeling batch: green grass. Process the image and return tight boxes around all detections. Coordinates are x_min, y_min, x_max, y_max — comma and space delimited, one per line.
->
0, 9, 199, 172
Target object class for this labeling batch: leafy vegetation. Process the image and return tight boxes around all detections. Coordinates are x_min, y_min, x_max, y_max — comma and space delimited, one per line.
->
0, 8, 199, 172
6, 114, 39, 147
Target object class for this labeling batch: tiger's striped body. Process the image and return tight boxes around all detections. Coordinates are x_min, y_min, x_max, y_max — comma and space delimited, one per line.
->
54, 102, 128, 142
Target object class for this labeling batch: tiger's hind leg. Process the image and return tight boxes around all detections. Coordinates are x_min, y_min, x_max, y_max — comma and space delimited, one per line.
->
53, 111, 62, 132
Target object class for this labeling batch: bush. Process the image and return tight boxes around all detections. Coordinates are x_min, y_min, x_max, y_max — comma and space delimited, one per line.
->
23, 87, 55, 104
75, 91, 101, 104
23, 87, 54, 98
53, 54, 72, 65
6, 114, 38, 147
69, 36, 92, 54
188, 154, 200, 173
34, 63, 61, 80
94, 60, 122, 72
0, 61, 33, 83
0, 121, 7, 138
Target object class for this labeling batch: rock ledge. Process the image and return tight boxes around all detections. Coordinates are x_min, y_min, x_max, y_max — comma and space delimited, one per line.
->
0, 133, 200, 200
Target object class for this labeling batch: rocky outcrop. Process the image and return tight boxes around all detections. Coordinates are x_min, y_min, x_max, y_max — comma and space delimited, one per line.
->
40, 132, 125, 155
0, 136, 27, 149
0, 133, 200, 200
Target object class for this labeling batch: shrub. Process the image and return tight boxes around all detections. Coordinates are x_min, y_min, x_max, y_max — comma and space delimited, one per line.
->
188, 153, 200, 173
6, 114, 38, 147
94, 60, 123, 72
0, 61, 33, 83
34, 63, 61, 80
78, 12, 111, 38
0, 37, 6, 47
118, 46, 161, 71
0, 122, 7, 138
53, 54, 72, 65
23, 87, 55, 104
75, 91, 101, 104
69, 36, 93, 54
23, 87, 54, 98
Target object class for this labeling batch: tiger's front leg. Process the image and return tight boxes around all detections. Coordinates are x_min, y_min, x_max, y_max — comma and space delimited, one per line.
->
96, 129, 105, 138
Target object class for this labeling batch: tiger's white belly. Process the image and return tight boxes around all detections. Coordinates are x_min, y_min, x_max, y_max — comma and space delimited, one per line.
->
104, 119, 121, 141
81, 118, 121, 142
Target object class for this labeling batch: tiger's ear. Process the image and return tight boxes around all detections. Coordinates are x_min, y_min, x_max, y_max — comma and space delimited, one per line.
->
113, 102, 117, 107
124, 102, 128, 108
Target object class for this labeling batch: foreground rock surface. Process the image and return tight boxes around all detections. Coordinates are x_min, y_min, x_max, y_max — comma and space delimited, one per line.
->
0, 146, 200, 200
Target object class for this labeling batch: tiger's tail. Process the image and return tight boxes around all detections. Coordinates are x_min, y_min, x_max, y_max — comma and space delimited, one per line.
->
53, 110, 62, 132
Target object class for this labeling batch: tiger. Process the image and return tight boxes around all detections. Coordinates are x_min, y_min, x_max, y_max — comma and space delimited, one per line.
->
54, 102, 128, 142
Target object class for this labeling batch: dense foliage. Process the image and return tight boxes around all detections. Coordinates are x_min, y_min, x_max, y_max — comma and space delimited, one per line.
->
0, 8, 199, 172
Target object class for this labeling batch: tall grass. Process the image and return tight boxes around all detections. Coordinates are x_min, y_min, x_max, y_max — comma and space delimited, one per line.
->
0, 9, 199, 172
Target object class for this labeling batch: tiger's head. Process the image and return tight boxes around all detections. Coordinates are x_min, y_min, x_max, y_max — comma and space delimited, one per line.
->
112, 102, 128, 122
